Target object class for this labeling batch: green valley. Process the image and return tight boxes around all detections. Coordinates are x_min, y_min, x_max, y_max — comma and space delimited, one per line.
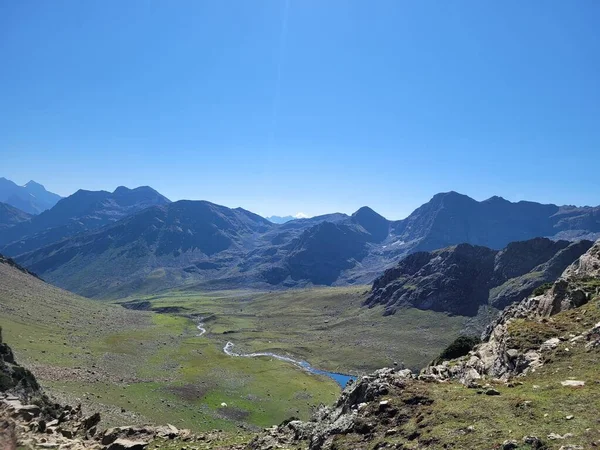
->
0, 258, 467, 436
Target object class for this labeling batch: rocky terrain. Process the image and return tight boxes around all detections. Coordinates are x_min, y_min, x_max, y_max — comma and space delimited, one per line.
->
365, 237, 593, 316
422, 238, 600, 384
239, 239, 600, 449
4, 190, 600, 298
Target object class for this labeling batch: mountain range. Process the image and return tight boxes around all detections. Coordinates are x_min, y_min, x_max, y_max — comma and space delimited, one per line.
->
1, 183, 598, 298
0, 186, 170, 256
0, 178, 62, 214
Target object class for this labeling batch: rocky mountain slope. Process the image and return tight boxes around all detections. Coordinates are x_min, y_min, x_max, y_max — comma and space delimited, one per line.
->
8, 191, 600, 297
0, 186, 170, 256
0, 178, 62, 215
422, 238, 600, 384
365, 238, 593, 316
15, 200, 274, 297
246, 240, 600, 449
0, 202, 31, 230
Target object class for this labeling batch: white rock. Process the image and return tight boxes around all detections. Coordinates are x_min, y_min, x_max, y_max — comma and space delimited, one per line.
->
540, 337, 560, 351
561, 380, 585, 387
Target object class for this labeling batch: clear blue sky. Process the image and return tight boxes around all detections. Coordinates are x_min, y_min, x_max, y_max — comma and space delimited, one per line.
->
1, 1, 599, 219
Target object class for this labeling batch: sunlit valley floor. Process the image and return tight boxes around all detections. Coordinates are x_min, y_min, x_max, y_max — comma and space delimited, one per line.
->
1, 263, 468, 436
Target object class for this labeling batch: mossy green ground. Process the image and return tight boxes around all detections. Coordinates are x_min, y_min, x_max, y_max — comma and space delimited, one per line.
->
1, 261, 466, 434
130, 286, 466, 373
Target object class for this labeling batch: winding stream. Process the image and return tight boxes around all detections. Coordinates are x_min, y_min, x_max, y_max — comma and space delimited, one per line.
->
194, 319, 355, 387
223, 341, 356, 388
196, 323, 206, 336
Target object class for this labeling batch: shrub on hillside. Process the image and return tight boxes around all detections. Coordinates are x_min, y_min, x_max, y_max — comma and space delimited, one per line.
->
433, 335, 481, 365
532, 282, 554, 296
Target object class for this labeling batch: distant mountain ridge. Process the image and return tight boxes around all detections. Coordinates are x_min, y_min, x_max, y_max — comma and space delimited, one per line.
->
266, 214, 310, 224
0, 178, 62, 214
0, 202, 32, 229
266, 215, 296, 224
0, 186, 170, 255
10, 191, 600, 298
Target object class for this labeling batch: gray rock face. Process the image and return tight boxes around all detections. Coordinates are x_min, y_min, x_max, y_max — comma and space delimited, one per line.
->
248, 368, 416, 450
421, 239, 600, 383
366, 238, 593, 316
0, 327, 41, 404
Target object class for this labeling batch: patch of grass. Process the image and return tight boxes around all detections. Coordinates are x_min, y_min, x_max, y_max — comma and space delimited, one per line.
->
129, 286, 467, 372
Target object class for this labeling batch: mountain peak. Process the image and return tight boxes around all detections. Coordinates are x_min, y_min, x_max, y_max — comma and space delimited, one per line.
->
483, 195, 509, 203
431, 191, 474, 202
112, 185, 171, 203
351, 206, 389, 242
113, 186, 131, 195
0, 177, 62, 214
24, 180, 45, 189
352, 206, 379, 217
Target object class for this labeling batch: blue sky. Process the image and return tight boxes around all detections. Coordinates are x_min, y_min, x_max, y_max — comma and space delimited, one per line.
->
1, 1, 599, 219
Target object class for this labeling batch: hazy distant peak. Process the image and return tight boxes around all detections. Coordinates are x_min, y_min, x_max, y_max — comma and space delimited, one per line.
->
24, 180, 44, 188
266, 213, 311, 224
113, 185, 157, 194
0, 176, 62, 214
484, 195, 508, 203
112, 185, 171, 203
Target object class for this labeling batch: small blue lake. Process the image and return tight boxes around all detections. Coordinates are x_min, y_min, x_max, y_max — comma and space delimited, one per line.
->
299, 362, 357, 388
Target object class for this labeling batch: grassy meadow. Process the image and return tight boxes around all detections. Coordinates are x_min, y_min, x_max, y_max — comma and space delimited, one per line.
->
1, 260, 467, 434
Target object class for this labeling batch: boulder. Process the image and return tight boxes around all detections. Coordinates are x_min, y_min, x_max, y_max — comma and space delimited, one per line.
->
107, 438, 148, 450
560, 380, 585, 387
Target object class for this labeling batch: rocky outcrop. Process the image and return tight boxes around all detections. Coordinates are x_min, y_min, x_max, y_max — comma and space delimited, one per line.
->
421, 239, 600, 383
366, 238, 593, 316
0, 327, 42, 405
0, 328, 102, 449
247, 368, 417, 450
0, 254, 39, 279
